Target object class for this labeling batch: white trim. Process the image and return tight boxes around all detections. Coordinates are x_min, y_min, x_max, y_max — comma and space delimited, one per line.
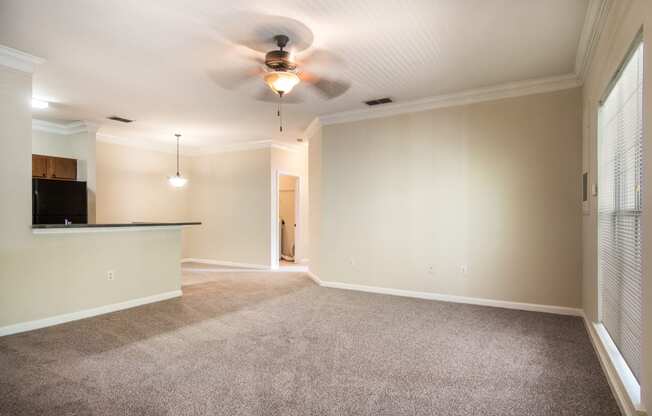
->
180, 258, 269, 270
0, 290, 182, 337
32, 119, 96, 135
319, 74, 581, 126
96, 134, 304, 157
197, 139, 304, 156
271, 141, 305, 153
193, 139, 275, 155
575, 0, 612, 83
306, 271, 322, 286
183, 265, 309, 273
33, 225, 185, 234
97, 132, 180, 154
0, 45, 45, 73
307, 272, 582, 316
582, 315, 645, 416
302, 117, 322, 141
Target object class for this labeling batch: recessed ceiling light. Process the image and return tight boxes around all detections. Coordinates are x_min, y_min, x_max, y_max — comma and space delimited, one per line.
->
31, 98, 49, 109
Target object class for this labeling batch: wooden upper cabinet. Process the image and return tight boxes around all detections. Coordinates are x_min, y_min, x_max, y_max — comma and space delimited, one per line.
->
32, 155, 77, 181
32, 155, 49, 178
51, 157, 76, 180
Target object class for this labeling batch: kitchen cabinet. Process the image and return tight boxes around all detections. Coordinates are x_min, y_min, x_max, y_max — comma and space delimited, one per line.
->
32, 155, 77, 180
32, 155, 49, 178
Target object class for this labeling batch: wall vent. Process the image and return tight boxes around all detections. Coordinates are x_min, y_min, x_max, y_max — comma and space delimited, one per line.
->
364, 97, 393, 106
107, 116, 134, 123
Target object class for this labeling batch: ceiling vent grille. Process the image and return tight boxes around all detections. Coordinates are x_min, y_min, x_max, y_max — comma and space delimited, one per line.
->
107, 116, 134, 123
364, 97, 393, 106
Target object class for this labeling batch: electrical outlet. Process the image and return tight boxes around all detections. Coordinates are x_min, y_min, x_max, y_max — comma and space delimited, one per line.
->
460, 265, 468, 274
107, 270, 115, 281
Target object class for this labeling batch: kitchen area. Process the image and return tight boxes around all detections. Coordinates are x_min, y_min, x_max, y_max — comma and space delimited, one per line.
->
0, 49, 201, 335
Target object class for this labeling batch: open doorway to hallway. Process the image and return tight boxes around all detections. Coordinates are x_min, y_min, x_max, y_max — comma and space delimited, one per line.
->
278, 174, 298, 266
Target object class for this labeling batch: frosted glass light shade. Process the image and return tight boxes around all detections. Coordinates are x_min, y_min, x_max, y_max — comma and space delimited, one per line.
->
168, 174, 188, 188
263, 71, 300, 95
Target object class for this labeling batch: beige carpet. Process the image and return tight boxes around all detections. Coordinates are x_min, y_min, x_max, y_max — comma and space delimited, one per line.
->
0, 271, 620, 415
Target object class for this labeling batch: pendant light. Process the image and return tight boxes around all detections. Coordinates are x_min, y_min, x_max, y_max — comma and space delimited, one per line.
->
168, 133, 188, 187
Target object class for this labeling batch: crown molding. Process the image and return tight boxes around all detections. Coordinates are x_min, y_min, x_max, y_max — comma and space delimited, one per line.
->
96, 133, 304, 156
96, 133, 180, 154
319, 73, 581, 126
194, 139, 304, 156
302, 117, 322, 141
0, 45, 45, 73
575, 0, 612, 83
32, 119, 96, 135
271, 140, 306, 153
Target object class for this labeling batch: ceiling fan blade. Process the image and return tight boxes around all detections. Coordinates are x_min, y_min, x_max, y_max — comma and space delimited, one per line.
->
208, 65, 264, 90
297, 48, 344, 69
300, 72, 350, 99
213, 13, 314, 53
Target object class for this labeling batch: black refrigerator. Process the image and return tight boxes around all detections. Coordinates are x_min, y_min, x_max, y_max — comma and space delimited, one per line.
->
32, 178, 88, 224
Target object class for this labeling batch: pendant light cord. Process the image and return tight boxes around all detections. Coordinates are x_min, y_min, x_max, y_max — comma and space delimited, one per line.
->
175, 134, 181, 175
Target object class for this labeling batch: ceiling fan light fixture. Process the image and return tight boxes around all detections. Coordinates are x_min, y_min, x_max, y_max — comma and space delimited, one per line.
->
264, 71, 300, 95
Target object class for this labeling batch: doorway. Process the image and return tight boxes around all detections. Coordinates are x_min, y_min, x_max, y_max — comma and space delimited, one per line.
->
278, 174, 298, 264
274, 173, 300, 268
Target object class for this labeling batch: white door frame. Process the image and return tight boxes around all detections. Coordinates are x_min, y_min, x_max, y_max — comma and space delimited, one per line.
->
271, 170, 301, 269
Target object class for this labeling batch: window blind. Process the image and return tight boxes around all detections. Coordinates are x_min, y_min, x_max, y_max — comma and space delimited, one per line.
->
597, 41, 643, 382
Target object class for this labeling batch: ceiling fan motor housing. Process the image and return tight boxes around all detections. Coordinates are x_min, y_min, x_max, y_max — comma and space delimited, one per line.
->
265, 49, 297, 71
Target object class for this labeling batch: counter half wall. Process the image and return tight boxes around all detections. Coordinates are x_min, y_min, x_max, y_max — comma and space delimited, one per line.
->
0, 224, 198, 335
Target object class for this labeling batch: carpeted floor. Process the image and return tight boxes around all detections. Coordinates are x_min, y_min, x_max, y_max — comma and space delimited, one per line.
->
0, 271, 620, 416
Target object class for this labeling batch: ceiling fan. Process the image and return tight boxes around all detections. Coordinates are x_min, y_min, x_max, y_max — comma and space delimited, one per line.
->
211, 32, 350, 131
211, 22, 350, 132
258, 34, 350, 100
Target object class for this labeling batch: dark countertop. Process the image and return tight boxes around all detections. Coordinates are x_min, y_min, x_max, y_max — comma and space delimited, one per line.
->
32, 222, 201, 229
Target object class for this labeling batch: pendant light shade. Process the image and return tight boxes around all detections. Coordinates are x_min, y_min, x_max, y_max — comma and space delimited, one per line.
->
168, 174, 188, 188
168, 133, 188, 187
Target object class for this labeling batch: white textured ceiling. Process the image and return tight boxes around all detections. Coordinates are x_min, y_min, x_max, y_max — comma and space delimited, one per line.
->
0, 0, 589, 150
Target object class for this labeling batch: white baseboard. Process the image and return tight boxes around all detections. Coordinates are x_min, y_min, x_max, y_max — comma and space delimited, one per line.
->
0, 290, 182, 337
582, 314, 646, 416
181, 258, 268, 270
306, 271, 323, 286
307, 271, 582, 316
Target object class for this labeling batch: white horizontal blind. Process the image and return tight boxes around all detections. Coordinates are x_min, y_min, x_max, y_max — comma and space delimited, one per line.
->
598, 41, 643, 382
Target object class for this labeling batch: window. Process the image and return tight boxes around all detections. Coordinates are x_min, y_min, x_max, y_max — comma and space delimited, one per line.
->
597, 39, 643, 382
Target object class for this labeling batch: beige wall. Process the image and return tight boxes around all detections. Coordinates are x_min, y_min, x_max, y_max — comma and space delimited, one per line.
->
0, 62, 181, 330
0, 230, 181, 328
183, 148, 271, 266
313, 88, 582, 308
308, 126, 323, 275
96, 141, 189, 224
94, 142, 309, 268
33, 129, 88, 163
581, 0, 651, 411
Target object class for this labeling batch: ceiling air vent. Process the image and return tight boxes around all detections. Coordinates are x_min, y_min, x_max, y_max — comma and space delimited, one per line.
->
364, 97, 393, 106
107, 116, 134, 123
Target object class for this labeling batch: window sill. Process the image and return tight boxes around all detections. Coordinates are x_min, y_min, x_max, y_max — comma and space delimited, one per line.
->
591, 322, 645, 415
